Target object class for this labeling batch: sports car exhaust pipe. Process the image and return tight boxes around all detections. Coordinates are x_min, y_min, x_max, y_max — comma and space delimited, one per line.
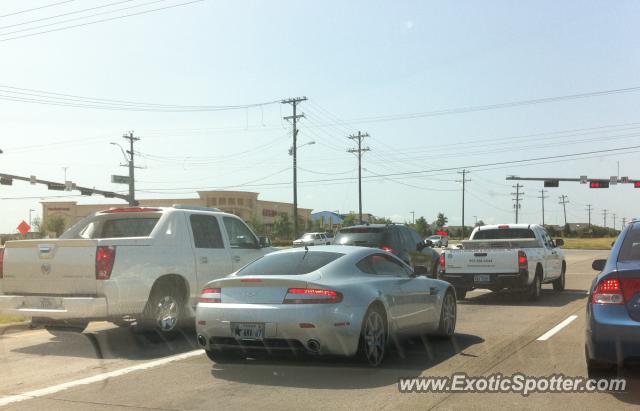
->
307, 339, 321, 353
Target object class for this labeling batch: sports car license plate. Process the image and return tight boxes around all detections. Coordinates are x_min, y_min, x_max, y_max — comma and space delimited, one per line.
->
232, 323, 265, 340
474, 274, 491, 283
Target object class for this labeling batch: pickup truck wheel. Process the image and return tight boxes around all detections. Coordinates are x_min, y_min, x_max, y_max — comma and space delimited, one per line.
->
140, 287, 186, 337
527, 270, 542, 301
454, 288, 467, 300
553, 263, 566, 291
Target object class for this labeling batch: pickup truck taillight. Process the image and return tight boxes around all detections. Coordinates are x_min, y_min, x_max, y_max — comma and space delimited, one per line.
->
439, 253, 445, 273
0, 248, 4, 279
517, 251, 528, 271
95, 246, 116, 280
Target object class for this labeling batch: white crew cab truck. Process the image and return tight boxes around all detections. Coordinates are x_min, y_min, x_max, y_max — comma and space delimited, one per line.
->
0, 206, 275, 336
438, 224, 566, 301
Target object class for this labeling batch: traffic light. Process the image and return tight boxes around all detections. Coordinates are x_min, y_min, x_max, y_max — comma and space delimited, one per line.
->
0, 177, 12, 185
544, 180, 559, 187
47, 183, 65, 191
634, 181, 640, 188
589, 180, 609, 188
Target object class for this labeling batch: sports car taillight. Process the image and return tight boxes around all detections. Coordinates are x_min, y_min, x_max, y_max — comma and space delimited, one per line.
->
199, 287, 221, 303
283, 288, 343, 304
439, 253, 445, 273
592, 278, 624, 304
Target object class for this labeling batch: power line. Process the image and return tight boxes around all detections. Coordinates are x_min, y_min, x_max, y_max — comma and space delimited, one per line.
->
0, 0, 205, 42
0, 0, 76, 18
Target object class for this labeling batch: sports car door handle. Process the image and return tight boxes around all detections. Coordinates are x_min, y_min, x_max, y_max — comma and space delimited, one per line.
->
200, 256, 208, 264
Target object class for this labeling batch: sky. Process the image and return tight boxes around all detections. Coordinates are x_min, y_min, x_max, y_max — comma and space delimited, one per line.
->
1, 0, 640, 233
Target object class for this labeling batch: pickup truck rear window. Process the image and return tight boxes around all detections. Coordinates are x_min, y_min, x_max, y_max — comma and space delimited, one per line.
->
473, 228, 535, 240
81, 217, 160, 238
238, 251, 345, 276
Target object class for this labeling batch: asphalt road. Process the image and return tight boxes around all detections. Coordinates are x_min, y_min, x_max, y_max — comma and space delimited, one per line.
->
2, 249, 639, 410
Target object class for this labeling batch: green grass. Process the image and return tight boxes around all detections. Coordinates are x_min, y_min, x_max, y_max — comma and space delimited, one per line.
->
0, 315, 27, 325
558, 237, 617, 250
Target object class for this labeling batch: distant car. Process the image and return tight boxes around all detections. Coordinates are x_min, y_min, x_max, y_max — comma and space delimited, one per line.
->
293, 232, 330, 247
427, 235, 449, 248
334, 224, 441, 277
586, 221, 640, 374
196, 246, 457, 367
324, 231, 335, 244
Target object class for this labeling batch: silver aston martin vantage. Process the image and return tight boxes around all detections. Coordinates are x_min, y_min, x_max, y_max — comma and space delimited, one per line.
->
195, 245, 457, 367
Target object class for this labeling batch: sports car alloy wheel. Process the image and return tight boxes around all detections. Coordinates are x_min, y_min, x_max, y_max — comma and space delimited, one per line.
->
362, 309, 386, 367
440, 291, 457, 336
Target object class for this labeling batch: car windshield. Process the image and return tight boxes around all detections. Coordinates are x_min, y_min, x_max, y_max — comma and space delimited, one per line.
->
237, 252, 344, 276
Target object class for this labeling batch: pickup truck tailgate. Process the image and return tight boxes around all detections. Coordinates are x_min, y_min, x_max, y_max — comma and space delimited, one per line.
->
2, 239, 98, 295
444, 249, 519, 274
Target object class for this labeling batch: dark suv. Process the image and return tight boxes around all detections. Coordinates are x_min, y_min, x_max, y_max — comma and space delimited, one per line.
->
334, 224, 441, 276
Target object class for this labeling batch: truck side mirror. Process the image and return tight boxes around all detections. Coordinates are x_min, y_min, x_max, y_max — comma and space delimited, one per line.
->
554, 239, 564, 247
259, 236, 271, 248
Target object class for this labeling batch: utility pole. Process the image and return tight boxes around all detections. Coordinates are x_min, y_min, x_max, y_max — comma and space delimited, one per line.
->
602, 209, 608, 228
282, 97, 307, 239
586, 204, 592, 228
410, 211, 415, 224
29, 209, 35, 228
622, 217, 627, 230
122, 131, 140, 206
613, 213, 617, 232
511, 183, 524, 223
538, 189, 548, 226
458, 169, 471, 238
347, 131, 370, 224
558, 195, 569, 228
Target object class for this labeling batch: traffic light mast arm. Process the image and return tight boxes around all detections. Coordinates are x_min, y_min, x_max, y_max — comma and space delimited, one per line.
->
0, 172, 128, 201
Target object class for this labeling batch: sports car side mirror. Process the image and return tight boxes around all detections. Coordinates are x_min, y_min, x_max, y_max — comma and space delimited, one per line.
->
592, 259, 606, 271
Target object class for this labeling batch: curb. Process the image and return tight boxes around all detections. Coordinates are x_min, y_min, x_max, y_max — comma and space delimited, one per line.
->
0, 321, 31, 333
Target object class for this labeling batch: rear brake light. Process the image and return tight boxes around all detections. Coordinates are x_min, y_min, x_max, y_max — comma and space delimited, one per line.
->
283, 288, 343, 304
439, 253, 445, 273
101, 207, 161, 213
518, 250, 528, 270
620, 278, 640, 302
95, 246, 116, 280
381, 245, 396, 254
199, 287, 221, 303
498, 225, 510, 229
592, 278, 624, 304
0, 248, 4, 279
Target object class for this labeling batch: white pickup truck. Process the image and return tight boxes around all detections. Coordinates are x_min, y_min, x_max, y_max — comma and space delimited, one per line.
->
0, 206, 275, 336
438, 224, 566, 301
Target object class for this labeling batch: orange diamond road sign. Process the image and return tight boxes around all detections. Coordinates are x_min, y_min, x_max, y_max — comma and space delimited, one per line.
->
18, 220, 30, 236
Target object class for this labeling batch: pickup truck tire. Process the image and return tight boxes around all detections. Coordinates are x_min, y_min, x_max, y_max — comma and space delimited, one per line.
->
454, 288, 467, 300
527, 269, 542, 301
139, 281, 187, 338
553, 263, 566, 291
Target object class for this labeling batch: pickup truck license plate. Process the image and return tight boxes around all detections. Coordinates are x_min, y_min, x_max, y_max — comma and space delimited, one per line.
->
474, 275, 491, 283
232, 323, 265, 340
39, 297, 63, 310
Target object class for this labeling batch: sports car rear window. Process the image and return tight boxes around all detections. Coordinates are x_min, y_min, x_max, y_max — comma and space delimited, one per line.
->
238, 252, 345, 276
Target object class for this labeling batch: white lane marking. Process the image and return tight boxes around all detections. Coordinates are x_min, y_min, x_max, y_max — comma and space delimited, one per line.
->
536, 315, 578, 341
0, 349, 204, 407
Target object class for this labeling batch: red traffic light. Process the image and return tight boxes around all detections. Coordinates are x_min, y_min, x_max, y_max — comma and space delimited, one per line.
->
590, 181, 609, 188
634, 181, 640, 188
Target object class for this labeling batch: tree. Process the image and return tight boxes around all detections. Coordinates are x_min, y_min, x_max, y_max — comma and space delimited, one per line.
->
370, 216, 392, 224
273, 213, 293, 240
341, 213, 358, 227
311, 218, 323, 232
32, 216, 45, 236
435, 213, 448, 228
45, 216, 66, 237
414, 216, 429, 237
475, 220, 486, 227
247, 213, 264, 235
